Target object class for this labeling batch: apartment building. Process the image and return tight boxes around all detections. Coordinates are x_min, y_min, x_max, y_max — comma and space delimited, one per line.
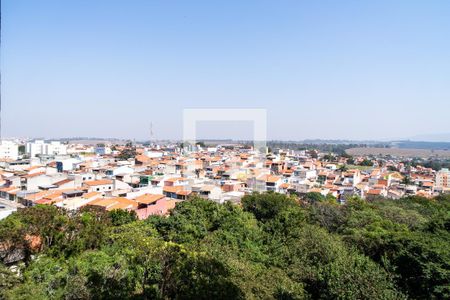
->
26, 140, 68, 157
436, 168, 450, 189
0, 141, 19, 160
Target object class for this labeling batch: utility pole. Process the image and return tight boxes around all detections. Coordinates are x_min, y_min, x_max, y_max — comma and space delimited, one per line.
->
150, 122, 154, 146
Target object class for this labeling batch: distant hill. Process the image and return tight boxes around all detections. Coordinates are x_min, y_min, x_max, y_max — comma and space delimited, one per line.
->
408, 133, 450, 142
392, 141, 450, 150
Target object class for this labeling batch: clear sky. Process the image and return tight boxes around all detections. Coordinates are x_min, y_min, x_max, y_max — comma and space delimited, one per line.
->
2, 0, 450, 141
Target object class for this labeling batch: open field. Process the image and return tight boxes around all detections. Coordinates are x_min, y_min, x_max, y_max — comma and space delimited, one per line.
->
345, 164, 374, 171
346, 147, 450, 158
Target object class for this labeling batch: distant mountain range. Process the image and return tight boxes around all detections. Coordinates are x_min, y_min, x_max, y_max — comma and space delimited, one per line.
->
408, 133, 450, 142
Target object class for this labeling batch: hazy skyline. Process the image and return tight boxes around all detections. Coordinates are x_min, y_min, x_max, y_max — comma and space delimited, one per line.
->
2, 0, 450, 141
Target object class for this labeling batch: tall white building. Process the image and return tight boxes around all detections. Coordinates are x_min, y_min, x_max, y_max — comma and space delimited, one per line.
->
26, 140, 67, 157
0, 141, 19, 160
435, 168, 450, 189
26, 140, 45, 157
46, 141, 68, 155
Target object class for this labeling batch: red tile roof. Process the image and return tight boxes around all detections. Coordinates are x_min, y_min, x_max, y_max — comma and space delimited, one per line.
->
84, 179, 113, 186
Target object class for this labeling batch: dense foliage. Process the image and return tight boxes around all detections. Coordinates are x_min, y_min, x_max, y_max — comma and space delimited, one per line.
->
403, 158, 450, 171
118, 142, 137, 160
266, 142, 373, 155
1, 193, 449, 299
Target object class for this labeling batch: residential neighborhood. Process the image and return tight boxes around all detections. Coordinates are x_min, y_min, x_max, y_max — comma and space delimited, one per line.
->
1, 139, 449, 220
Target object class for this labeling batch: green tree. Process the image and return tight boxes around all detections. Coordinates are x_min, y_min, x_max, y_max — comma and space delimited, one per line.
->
118, 142, 137, 160
108, 209, 137, 226
303, 192, 325, 203
1, 193, 448, 299
0, 264, 21, 299
242, 192, 298, 222
158, 243, 243, 300
360, 159, 374, 166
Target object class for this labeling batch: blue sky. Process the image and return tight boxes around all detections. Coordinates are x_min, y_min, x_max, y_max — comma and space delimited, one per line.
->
2, 0, 449, 141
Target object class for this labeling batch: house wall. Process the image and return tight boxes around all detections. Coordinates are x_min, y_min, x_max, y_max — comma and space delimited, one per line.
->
208, 187, 222, 201
88, 184, 113, 193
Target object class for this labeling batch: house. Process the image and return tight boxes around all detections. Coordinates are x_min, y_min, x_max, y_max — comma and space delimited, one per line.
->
366, 189, 387, 198
135, 154, 151, 165
135, 198, 178, 219
77, 173, 96, 182
1, 159, 31, 171
163, 186, 191, 200
55, 191, 102, 211
95, 145, 112, 155
164, 177, 190, 187
22, 189, 80, 206
279, 183, 291, 194
133, 194, 171, 219
135, 193, 165, 206
221, 181, 245, 192
387, 189, 404, 199
265, 175, 282, 192
87, 197, 138, 211
83, 179, 114, 194
25, 165, 46, 175
0, 186, 21, 201
22, 173, 67, 191
82, 191, 102, 202
342, 170, 361, 186
317, 171, 328, 185
270, 161, 283, 174
292, 180, 313, 194
192, 185, 222, 201
56, 158, 81, 172
106, 165, 134, 177
52, 178, 77, 189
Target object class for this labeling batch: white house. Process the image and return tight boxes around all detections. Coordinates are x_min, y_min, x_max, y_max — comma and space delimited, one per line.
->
144, 151, 163, 158
22, 173, 67, 191
95, 145, 112, 155
83, 179, 114, 194
293, 168, 317, 180
109, 165, 134, 177
56, 158, 81, 172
